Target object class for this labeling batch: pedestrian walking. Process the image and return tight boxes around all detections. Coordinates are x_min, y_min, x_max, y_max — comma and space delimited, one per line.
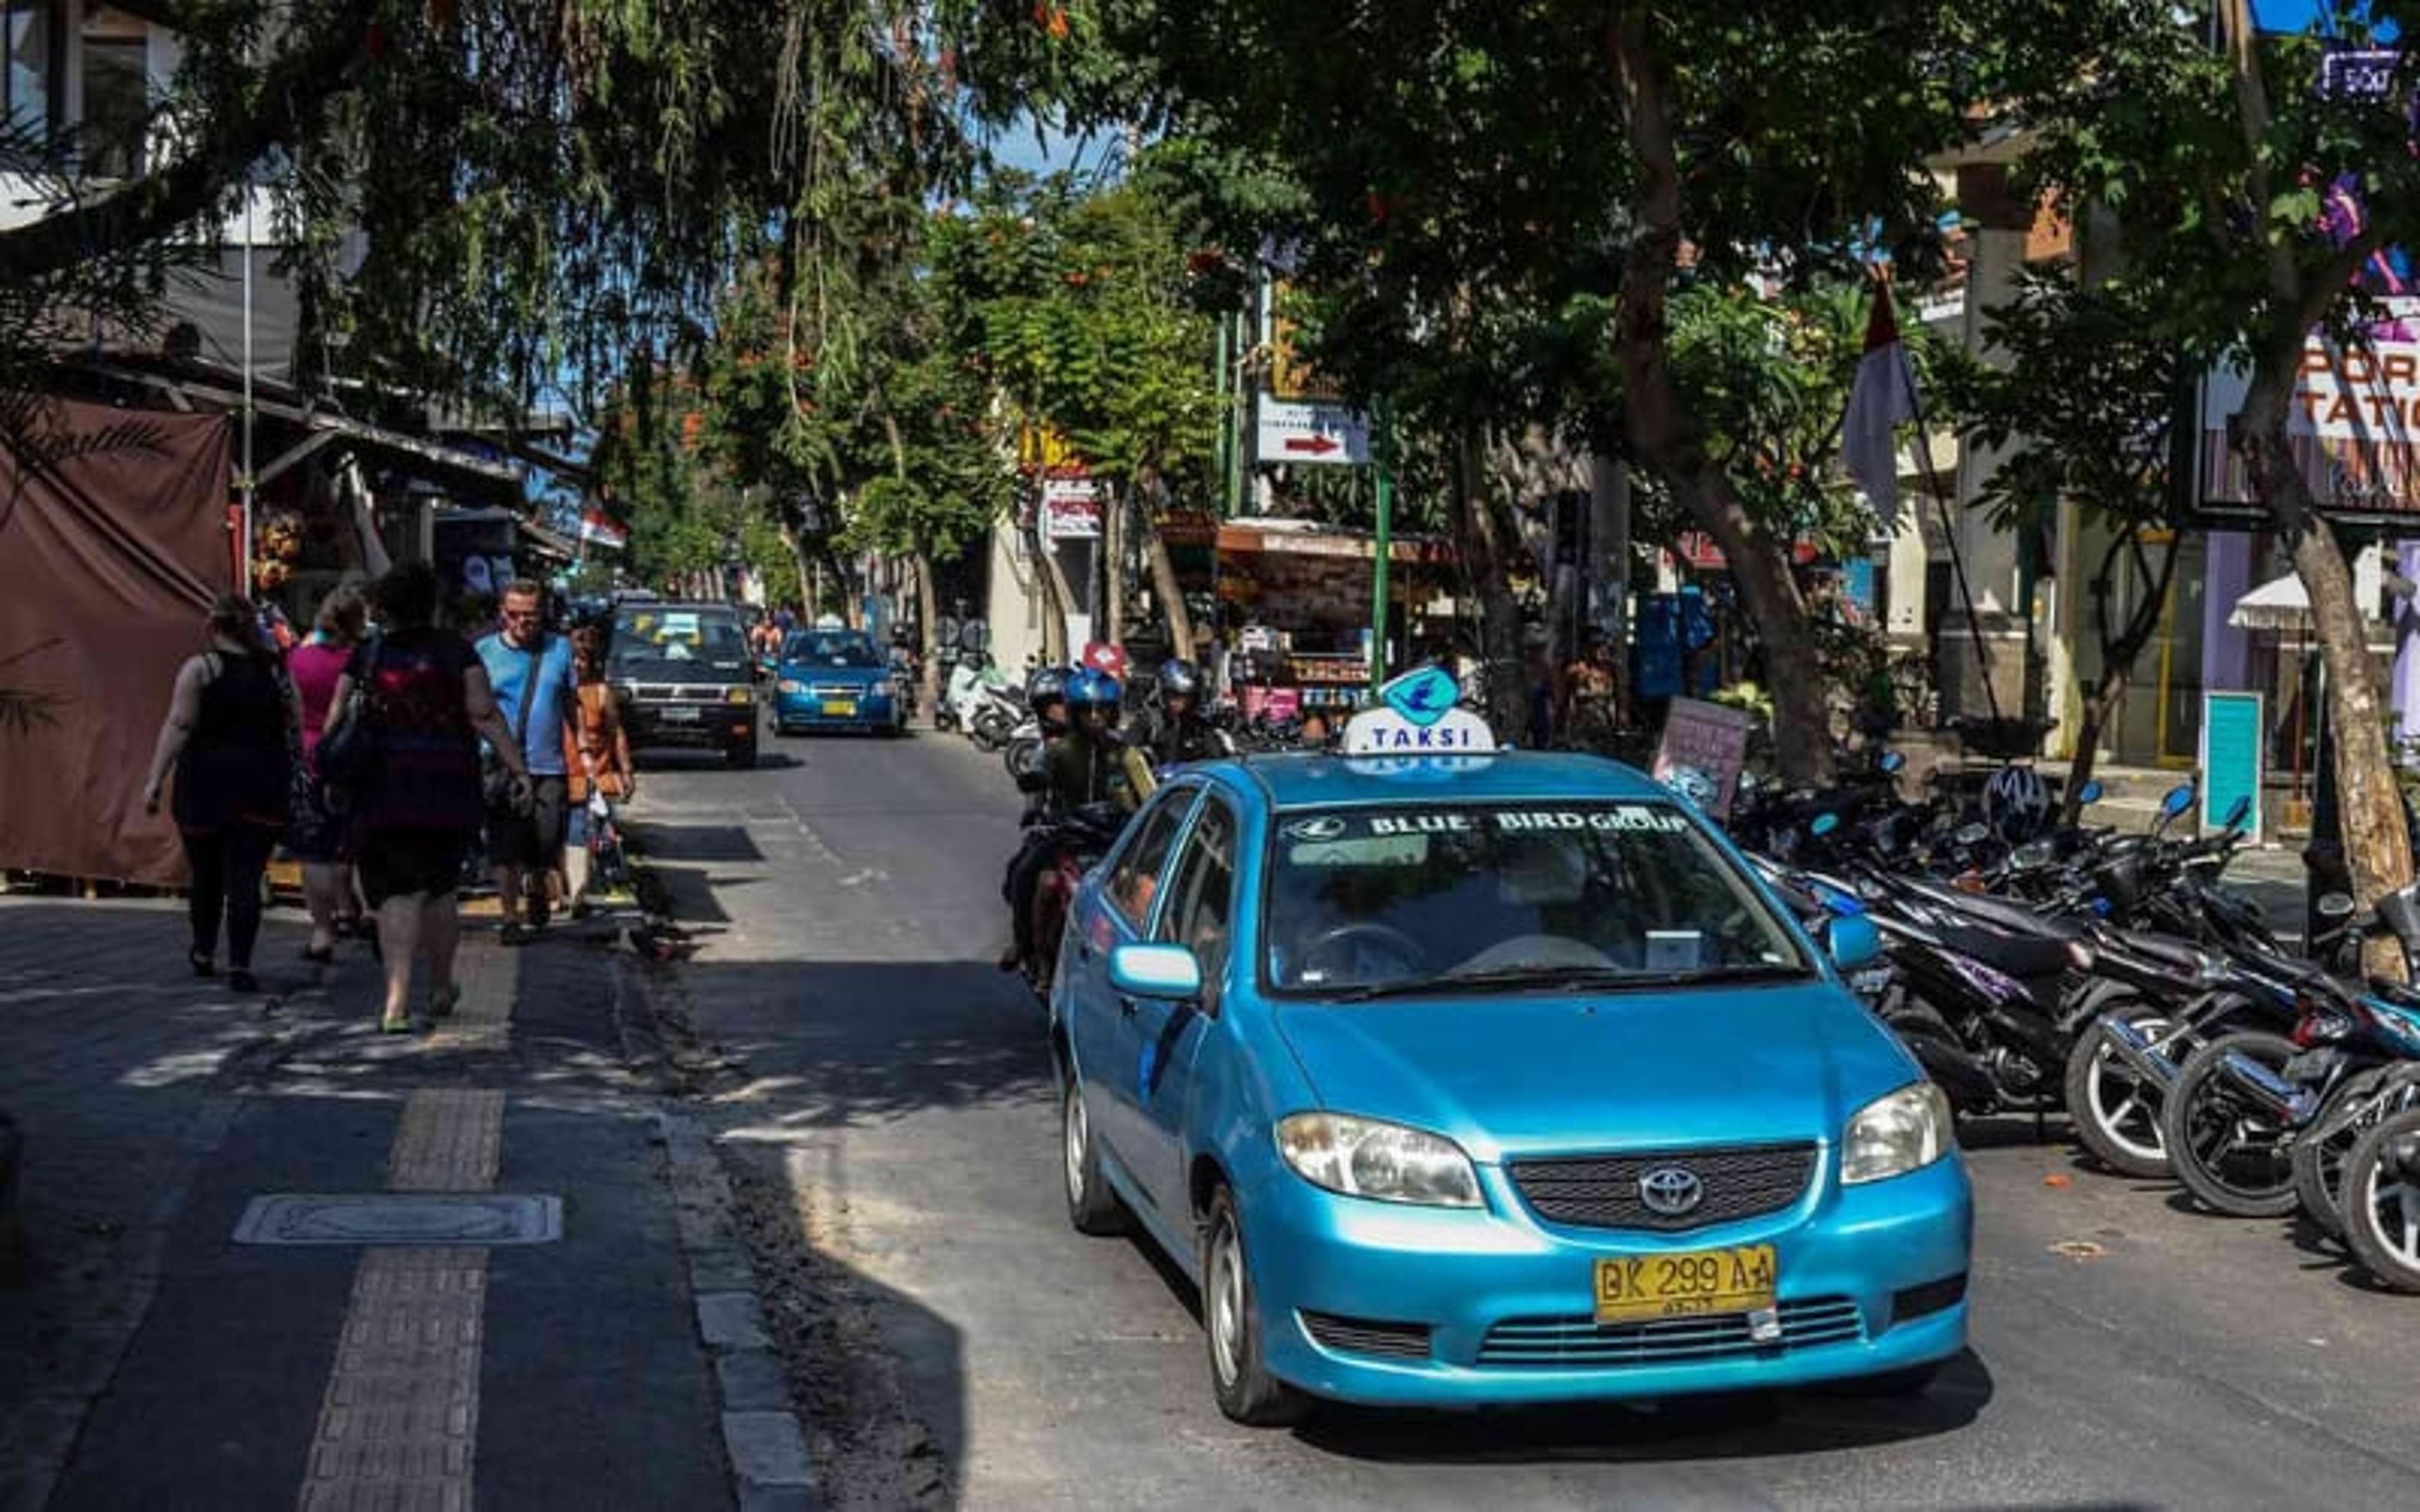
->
562, 615, 634, 918
326, 562, 531, 1032
475, 580, 578, 944
141, 595, 297, 993
286, 584, 369, 962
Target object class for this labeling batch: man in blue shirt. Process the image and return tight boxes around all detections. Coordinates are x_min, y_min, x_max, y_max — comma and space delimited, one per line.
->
478, 581, 580, 941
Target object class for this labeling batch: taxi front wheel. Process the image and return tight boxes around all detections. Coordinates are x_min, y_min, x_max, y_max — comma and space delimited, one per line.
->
1202, 1186, 1309, 1427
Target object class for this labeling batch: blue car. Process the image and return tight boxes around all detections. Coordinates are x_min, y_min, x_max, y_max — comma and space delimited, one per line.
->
1050, 737, 1970, 1424
772, 629, 905, 736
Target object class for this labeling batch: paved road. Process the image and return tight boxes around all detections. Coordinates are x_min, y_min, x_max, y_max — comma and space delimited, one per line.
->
648, 729, 2420, 1511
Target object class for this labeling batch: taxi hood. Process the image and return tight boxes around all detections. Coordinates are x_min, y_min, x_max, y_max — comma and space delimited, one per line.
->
1270, 981, 1915, 1161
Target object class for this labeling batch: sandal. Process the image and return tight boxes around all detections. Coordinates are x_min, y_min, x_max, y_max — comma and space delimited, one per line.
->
378, 1014, 415, 1035
228, 969, 260, 994
188, 949, 216, 979
426, 984, 461, 1018
499, 921, 531, 947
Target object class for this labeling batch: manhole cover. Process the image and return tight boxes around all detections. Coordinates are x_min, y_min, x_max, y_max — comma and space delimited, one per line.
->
233, 1194, 561, 1246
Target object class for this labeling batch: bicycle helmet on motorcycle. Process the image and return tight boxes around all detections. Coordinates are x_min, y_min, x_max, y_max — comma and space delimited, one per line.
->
1984, 763, 2051, 841
1065, 667, 1121, 719
1156, 658, 1202, 703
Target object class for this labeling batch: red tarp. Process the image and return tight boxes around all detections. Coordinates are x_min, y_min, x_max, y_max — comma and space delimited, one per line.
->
0, 398, 232, 886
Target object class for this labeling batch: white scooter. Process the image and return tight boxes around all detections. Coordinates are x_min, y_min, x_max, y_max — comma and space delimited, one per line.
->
940, 650, 1011, 740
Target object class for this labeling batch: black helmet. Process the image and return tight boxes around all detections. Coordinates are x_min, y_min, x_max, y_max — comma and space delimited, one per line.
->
1157, 658, 1202, 701
1027, 664, 1071, 713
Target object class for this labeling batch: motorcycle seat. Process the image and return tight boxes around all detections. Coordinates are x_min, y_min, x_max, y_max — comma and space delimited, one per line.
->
1928, 925, 2077, 983
2110, 930, 2207, 976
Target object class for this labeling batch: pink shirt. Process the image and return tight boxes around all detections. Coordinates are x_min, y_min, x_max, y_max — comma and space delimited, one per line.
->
288, 640, 352, 769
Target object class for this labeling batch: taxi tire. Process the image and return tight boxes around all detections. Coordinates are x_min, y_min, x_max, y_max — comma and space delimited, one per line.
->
1202, 1186, 1309, 1427
1060, 1076, 1127, 1237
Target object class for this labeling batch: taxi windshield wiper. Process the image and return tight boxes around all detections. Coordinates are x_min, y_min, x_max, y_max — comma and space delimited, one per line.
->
1324, 961, 1810, 1003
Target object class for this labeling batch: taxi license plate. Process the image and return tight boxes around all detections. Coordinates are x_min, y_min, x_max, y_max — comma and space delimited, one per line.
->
821, 700, 856, 716
1593, 1245, 1776, 1324
659, 706, 700, 723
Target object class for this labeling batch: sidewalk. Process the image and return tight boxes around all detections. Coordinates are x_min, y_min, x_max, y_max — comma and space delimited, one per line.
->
0, 895, 809, 1511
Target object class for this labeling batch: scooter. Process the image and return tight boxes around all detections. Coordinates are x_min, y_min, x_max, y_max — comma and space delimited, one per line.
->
939, 650, 1008, 734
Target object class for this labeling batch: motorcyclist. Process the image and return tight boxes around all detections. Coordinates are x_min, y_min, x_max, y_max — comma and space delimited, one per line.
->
999, 668, 1132, 975
1125, 657, 1227, 767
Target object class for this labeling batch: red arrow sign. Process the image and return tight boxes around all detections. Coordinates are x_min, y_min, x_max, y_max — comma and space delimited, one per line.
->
1283, 434, 1342, 456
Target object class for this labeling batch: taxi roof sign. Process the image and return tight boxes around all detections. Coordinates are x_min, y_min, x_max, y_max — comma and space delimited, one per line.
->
1343, 667, 1496, 757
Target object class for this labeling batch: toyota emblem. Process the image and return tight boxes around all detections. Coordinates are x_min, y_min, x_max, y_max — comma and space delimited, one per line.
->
1638, 1166, 1704, 1217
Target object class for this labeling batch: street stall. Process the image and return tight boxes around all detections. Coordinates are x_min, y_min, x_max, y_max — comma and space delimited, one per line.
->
1213, 517, 1455, 719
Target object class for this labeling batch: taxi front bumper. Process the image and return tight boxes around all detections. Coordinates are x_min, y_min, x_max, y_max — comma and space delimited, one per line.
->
1246, 1150, 1971, 1407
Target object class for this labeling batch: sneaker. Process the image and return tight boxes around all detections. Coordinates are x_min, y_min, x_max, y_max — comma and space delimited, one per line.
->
499, 920, 531, 947
529, 894, 550, 930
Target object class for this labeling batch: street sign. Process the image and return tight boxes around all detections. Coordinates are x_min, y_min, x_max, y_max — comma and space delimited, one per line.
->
1256, 396, 1371, 467
1041, 476, 1100, 541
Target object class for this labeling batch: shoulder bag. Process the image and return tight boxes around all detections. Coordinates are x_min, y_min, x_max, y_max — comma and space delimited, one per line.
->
318, 636, 384, 796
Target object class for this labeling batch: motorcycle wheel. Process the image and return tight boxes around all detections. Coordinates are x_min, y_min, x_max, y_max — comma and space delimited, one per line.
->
2162, 1031, 2302, 1218
2295, 1070, 2420, 1241
2342, 1107, 2420, 1294
2061, 1001, 2177, 1180
971, 717, 1008, 753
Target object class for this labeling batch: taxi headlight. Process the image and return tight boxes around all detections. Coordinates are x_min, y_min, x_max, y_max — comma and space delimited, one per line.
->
1842, 1082, 1954, 1185
1274, 1113, 1482, 1208
726, 687, 753, 705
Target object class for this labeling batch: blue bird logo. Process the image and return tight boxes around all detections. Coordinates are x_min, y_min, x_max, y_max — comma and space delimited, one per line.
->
1380, 666, 1460, 728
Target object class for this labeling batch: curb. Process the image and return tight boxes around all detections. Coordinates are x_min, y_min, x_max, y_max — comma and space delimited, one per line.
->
655, 1106, 823, 1512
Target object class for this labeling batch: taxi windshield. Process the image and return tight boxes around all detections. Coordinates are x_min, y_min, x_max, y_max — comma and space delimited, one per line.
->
782, 631, 879, 667
1265, 802, 1810, 996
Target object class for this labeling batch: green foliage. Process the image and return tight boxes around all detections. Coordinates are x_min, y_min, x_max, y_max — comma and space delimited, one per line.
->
927, 167, 1223, 496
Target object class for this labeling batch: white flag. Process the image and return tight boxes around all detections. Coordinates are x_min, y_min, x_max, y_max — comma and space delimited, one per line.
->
1842, 281, 1921, 531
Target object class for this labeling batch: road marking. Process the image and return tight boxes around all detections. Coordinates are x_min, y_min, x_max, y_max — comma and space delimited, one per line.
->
298, 1074, 510, 1506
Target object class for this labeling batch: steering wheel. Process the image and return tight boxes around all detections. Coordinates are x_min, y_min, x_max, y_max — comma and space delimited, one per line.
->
1297, 922, 1428, 985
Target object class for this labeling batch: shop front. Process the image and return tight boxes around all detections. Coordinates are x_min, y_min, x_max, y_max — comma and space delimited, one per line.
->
1213, 518, 1454, 720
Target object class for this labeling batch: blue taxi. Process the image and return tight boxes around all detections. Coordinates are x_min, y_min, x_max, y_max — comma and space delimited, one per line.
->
1048, 672, 1969, 1424
771, 629, 904, 736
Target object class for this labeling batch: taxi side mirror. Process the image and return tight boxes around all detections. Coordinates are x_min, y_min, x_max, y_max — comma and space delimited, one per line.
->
1109, 942, 1202, 1001
1827, 915, 1883, 972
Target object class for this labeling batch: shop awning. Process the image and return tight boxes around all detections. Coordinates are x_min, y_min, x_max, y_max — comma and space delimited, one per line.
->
2229, 574, 2309, 632
1215, 516, 1452, 564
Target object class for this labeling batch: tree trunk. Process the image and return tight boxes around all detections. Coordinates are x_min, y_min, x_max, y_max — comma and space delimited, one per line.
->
2241, 346, 2413, 976
914, 549, 943, 713
781, 525, 816, 615
2061, 527, 2178, 825
2064, 666, 2126, 829
1606, 9, 1832, 785
1669, 466, 1833, 785
1029, 510, 1073, 664
1456, 433, 1529, 738
2220, 0, 2409, 972
1135, 466, 1197, 662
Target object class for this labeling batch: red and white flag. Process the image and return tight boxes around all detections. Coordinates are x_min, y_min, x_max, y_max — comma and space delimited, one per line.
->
1842, 281, 1921, 531
578, 508, 629, 550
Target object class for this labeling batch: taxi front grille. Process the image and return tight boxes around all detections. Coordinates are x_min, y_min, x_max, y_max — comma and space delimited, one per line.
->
1507, 1142, 1816, 1232
627, 684, 729, 705
1476, 1296, 1862, 1368
1298, 1311, 1433, 1361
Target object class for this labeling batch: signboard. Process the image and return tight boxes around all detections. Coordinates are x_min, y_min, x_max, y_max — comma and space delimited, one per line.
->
1342, 666, 1495, 756
1651, 698, 1754, 820
1256, 396, 1371, 467
2199, 316, 2420, 519
1041, 476, 1100, 541
2201, 691, 2266, 844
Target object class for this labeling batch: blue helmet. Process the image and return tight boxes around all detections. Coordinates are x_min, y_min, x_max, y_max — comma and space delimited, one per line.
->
1066, 667, 1121, 717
